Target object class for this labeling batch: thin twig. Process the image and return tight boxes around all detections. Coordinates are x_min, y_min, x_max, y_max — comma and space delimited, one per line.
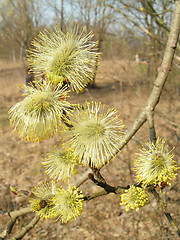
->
151, 189, 180, 237
156, 110, 180, 129
88, 173, 116, 193
90, 166, 106, 184
8, 207, 32, 219
84, 189, 110, 201
0, 207, 32, 239
146, 107, 156, 144
84, 173, 129, 201
72, 168, 92, 187
10, 215, 40, 240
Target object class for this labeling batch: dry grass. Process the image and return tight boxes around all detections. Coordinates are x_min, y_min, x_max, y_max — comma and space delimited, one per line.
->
0, 60, 179, 240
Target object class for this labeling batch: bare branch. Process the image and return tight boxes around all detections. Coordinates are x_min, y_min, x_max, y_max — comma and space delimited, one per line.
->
151, 189, 180, 237
10, 216, 40, 240
146, 107, 156, 144
0, 207, 32, 239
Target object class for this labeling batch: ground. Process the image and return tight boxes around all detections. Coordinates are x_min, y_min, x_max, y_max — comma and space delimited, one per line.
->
0, 59, 180, 240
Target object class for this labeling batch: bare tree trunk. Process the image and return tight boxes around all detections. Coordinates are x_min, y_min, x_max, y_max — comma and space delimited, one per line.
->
61, 0, 64, 31
12, 47, 16, 62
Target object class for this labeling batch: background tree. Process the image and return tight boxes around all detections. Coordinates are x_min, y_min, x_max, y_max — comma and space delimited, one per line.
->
108, 0, 178, 80
0, 0, 47, 61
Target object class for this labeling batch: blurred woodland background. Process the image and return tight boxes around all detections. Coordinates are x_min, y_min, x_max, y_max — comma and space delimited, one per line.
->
0, 1, 180, 239
0, 0, 179, 80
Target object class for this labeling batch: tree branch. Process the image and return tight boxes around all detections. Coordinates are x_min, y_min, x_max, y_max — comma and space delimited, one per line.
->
146, 107, 156, 144
0, 207, 32, 239
151, 189, 180, 237
10, 216, 40, 240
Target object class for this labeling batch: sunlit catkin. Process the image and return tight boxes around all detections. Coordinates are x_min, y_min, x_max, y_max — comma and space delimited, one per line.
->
42, 147, 78, 182
120, 186, 148, 212
29, 182, 57, 219
27, 24, 99, 93
134, 138, 178, 188
52, 185, 84, 223
9, 82, 71, 142
64, 101, 125, 168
